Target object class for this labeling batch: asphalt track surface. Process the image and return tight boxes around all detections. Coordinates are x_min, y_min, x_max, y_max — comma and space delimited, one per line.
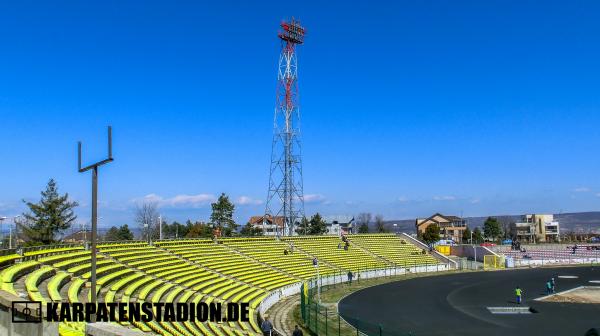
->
339, 266, 600, 336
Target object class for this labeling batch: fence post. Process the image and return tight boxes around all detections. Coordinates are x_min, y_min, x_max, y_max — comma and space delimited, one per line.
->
325, 307, 328, 336
338, 312, 341, 336
315, 303, 319, 334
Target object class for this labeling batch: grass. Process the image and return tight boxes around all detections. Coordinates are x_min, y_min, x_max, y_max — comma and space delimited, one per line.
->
294, 269, 473, 335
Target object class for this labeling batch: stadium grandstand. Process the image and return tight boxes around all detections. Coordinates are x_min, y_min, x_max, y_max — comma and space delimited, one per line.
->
0, 233, 446, 336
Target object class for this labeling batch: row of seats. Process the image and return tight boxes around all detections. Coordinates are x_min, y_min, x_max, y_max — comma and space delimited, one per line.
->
0, 235, 441, 335
348, 234, 439, 266
282, 236, 391, 272
223, 238, 338, 279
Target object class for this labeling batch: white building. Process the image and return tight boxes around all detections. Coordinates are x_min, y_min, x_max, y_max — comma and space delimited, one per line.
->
323, 216, 354, 236
513, 214, 560, 243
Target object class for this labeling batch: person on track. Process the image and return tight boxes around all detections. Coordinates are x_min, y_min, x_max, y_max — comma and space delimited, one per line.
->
546, 280, 553, 295
551, 277, 556, 293
515, 286, 523, 304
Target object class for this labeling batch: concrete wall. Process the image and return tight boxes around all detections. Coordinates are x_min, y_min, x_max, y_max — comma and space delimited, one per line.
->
0, 291, 58, 336
450, 245, 498, 262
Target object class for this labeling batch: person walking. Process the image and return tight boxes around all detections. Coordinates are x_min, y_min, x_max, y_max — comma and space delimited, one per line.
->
546, 281, 553, 295
261, 316, 273, 336
515, 286, 523, 304
347, 271, 353, 285
292, 325, 304, 336
551, 277, 556, 293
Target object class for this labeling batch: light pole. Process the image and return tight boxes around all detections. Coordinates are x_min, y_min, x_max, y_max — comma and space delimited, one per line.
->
158, 215, 162, 240
10, 215, 21, 249
0, 216, 7, 248
78, 126, 113, 318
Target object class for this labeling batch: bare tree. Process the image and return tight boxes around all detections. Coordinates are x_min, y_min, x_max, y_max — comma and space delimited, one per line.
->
375, 214, 387, 233
497, 216, 514, 239
135, 202, 158, 241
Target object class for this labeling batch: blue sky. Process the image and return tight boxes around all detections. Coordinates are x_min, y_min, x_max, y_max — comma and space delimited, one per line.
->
1, 1, 599, 228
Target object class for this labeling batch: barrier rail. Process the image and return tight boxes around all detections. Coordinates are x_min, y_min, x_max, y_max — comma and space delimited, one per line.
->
299, 262, 450, 336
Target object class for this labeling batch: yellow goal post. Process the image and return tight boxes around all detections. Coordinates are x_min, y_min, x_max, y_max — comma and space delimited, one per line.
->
483, 255, 505, 270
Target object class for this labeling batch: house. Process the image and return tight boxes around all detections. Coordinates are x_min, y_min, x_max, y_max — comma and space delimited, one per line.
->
512, 214, 560, 243
248, 215, 285, 236
62, 229, 92, 243
323, 216, 355, 235
416, 213, 467, 243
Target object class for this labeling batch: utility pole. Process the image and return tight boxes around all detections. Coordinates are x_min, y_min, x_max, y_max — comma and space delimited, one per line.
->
78, 126, 113, 321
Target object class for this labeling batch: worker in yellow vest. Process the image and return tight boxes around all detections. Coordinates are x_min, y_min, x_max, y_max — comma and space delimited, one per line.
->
515, 286, 523, 304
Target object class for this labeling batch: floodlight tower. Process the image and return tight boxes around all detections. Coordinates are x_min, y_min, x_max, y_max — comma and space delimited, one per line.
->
265, 18, 306, 236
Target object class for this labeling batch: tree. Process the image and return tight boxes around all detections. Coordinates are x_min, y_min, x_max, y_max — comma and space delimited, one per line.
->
185, 222, 213, 238
497, 216, 514, 239
240, 223, 264, 236
472, 227, 483, 244
358, 223, 369, 233
210, 193, 237, 235
462, 227, 472, 244
356, 213, 371, 233
374, 215, 387, 233
135, 202, 159, 241
163, 221, 190, 239
296, 217, 310, 235
483, 217, 502, 242
104, 224, 134, 241
421, 224, 440, 244
307, 213, 328, 235
22, 179, 79, 245
118, 224, 134, 240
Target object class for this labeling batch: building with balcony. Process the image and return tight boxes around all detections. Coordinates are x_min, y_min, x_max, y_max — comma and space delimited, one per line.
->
248, 215, 285, 236
512, 214, 560, 243
416, 213, 467, 243
323, 215, 355, 235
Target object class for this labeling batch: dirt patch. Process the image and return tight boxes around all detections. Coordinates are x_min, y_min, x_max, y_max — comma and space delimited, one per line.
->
541, 287, 600, 304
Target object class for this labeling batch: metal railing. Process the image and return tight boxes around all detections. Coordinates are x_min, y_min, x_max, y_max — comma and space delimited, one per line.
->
299, 262, 452, 336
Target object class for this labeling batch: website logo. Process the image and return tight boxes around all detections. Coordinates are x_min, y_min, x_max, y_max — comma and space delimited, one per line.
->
12, 301, 42, 323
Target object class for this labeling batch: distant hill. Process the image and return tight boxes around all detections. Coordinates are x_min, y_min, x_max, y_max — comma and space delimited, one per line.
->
385, 211, 600, 234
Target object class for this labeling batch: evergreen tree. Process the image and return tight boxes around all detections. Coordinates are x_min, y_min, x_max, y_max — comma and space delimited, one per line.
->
103, 224, 133, 241
462, 227, 472, 244
22, 179, 78, 245
483, 217, 502, 242
308, 213, 328, 235
358, 223, 369, 233
356, 213, 372, 233
210, 193, 237, 234
117, 224, 134, 240
421, 224, 440, 244
473, 227, 483, 244
104, 226, 120, 241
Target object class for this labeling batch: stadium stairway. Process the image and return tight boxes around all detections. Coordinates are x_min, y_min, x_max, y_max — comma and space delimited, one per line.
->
282, 236, 390, 273
344, 238, 395, 267
348, 234, 440, 268
216, 241, 306, 280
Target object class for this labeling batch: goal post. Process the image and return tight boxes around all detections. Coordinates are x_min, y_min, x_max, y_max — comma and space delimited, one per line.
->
483, 255, 505, 270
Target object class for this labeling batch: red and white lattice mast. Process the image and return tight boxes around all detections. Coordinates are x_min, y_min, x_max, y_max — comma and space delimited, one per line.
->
265, 19, 306, 236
